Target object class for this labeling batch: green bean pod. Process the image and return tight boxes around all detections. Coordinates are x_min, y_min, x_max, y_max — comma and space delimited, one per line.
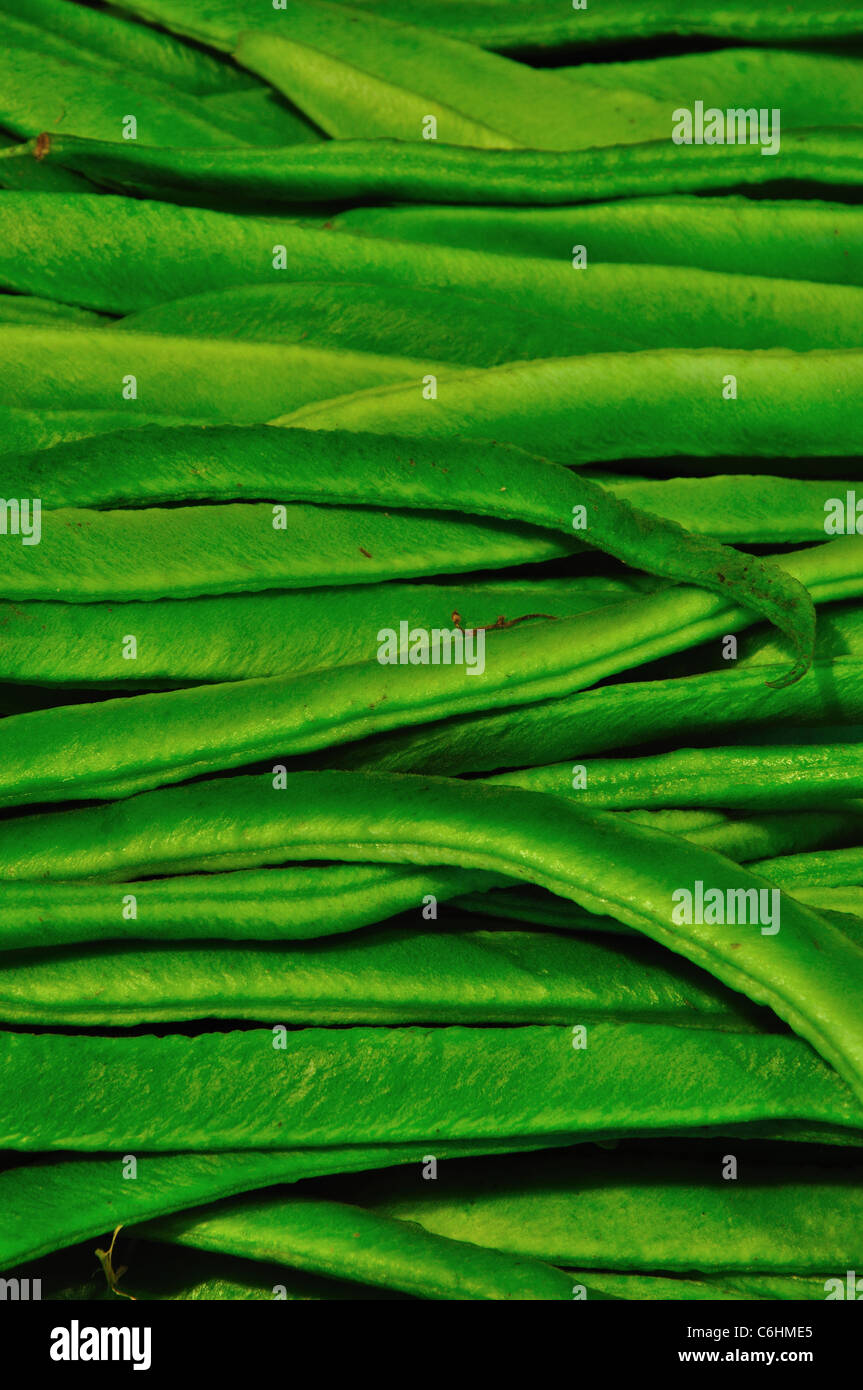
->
0, 867, 502, 951
321, 197, 863, 288
0, 1136, 569, 1268
3, 1022, 862, 1151
0, 43, 254, 150
356, 1148, 863, 1273
0, 809, 852, 952
0, 323, 435, 420
139, 1194, 579, 1300
279, 348, 863, 466
0, 0, 256, 94
40, 1241, 411, 1301
502, 745, 863, 812
336, 1, 863, 51
1, 772, 862, 1095
750, 846, 863, 887
23, 129, 863, 210
0, 927, 766, 1029
0, 577, 646, 686
0, 429, 820, 675
338, 658, 863, 776
0, 502, 575, 600
1, 540, 857, 804
110, 270, 863, 356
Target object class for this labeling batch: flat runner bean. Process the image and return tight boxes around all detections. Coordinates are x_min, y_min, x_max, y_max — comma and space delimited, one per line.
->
355, 1148, 863, 1273
334, 662, 863, 776
0, 0, 256, 94
501, 746, 863, 812
0, 1137, 572, 1268
0, 502, 576, 601
0, 927, 766, 1029
0, 43, 256, 150
560, 48, 863, 131
1, 423, 844, 507
0, 324, 435, 420
278, 348, 863, 464
109, 269, 863, 355
2, 1022, 861, 1150
0, 577, 647, 686
319, 197, 863, 288
139, 1193, 580, 1300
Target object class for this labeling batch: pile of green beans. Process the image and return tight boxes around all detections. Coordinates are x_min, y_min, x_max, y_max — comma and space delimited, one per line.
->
1, 0, 862, 1305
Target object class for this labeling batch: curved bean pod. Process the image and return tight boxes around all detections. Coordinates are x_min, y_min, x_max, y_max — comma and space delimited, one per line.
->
457, 845, 863, 940
562, 1271, 829, 1302
607, 474, 854, 544
1, 772, 862, 1095
0, 867, 503, 951
0, 1136, 563, 1269
337, 658, 863, 776
502, 745, 863, 812
1, 472, 839, 581
138, 1193, 578, 1301
750, 846, 863, 888
0, 502, 574, 601
0, 809, 849, 952
115, 280, 597, 366
3, 423, 846, 510
561, 48, 863, 131
39, 1242, 408, 1301
0, 43, 249, 150
0, 428, 818, 674
629, 809, 861, 865
0, 0, 255, 95
794, 889, 863, 918
1, 538, 857, 806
